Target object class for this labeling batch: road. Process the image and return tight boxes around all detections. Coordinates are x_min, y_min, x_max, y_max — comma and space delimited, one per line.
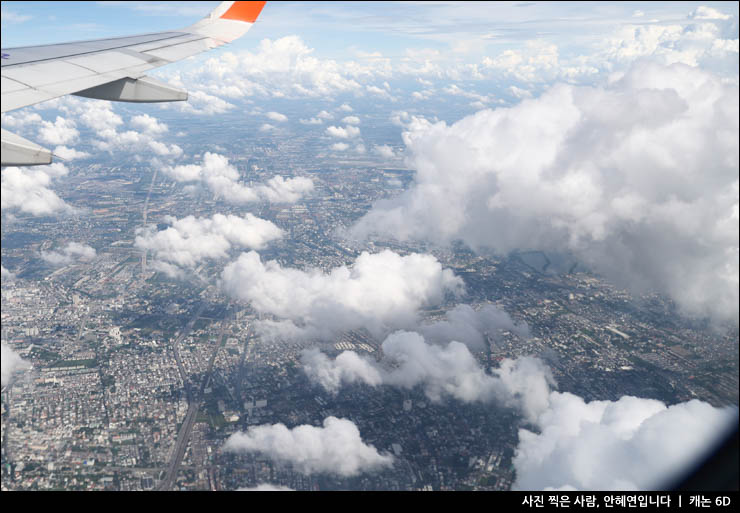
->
156, 306, 230, 491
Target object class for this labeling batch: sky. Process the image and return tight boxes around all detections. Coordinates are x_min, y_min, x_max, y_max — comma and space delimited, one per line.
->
2, 2, 738, 65
1, 1, 739, 490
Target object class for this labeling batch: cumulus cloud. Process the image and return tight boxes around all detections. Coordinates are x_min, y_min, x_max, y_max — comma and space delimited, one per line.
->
135, 213, 284, 278
221, 250, 463, 340
37, 116, 79, 145
169, 89, 234, 115
237, 484, 294, 491
1, 344, 30, 388
302, 334, 735, 491
690, 6, 732, 21
1, 111, 42, 129
373, 145, 396, 159
418, 304, 529, 351
513, 394, 738, 490
602, 21, 738, 68
53, 145, 90, 160
352, 61, 739, 325
33, 97, 183, 160
130, 113, 168, 134
341, 115, 360, 125
302, 331, 552, 410
482, 41, 562, 83
40, 242, 96, 267
257, 175, 314, 203
1, 264, 15, 282
326, 125, 361, 139
366, 84, 393, 99
331, 142, 349, 152
302, 348, 384, 394
266, 111, 288, 122
1, 163, 74, 217
223, 416, 393, 476
146, 139, 183, 158
163, 152, 313, 204
170, 36, 363, 99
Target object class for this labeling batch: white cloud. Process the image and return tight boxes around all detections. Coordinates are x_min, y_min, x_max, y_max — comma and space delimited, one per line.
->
41, 242, 96, 267
135, 213, 284, 277
53, 145, 90, 160
338, 104, 354, 112
331, 142, 349, 151
353, 61, 739, 325
259, 123, 277, 132
513, 393, 738, 491
326, 125, 361, 139
170, 36, 363, 99
163, 153, 313, 204
221, 250, 463, 340
317, 110, 334, 120
38, 116, 78, 146
300, 117, 324, 125
237, 484, 294, 491
690, 6, 732, 21
146, 140, 183, 158
302, 331, 552, 409
411, 90, 433, 101
130, 113, 168, 134
1, 344, 30, 387
601, 17, 739, 69
390, 110, 411, 127
32, 97, 182, 161
1, 164, 74, 217
42, 96, 123, 136
302, 348, 384, 394
482, 41, 560, 83
301, 334, 736, 492
1, 265, 15, 282
266, 111, 288, 122
366, 84, 392, 99
1, 9, 31, 23
223, 416, 393, 476
1, 111, 42, 129
509, 85, 532, 99
418, 304, 529, 351
256, 175, 314, 203
373, 145, 396, 159
169, 89, 234, 115
341, 115, 361, 125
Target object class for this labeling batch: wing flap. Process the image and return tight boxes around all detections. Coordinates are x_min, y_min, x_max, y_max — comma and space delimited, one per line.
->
2, 60, 95, 87
140, 38, 218, 63
66, 52, 153, 74
2, 76, 27, 93
74, 75, 187, 103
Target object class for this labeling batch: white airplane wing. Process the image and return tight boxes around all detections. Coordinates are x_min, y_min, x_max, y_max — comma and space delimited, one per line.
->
1, 1, 266, 166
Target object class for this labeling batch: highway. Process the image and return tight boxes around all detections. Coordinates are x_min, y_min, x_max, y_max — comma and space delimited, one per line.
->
156, 305, 230, 490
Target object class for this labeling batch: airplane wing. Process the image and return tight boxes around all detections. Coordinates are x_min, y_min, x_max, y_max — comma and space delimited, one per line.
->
1, 1, 266, 166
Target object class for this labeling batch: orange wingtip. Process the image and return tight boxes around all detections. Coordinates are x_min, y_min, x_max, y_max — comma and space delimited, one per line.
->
221, 1, 266, 23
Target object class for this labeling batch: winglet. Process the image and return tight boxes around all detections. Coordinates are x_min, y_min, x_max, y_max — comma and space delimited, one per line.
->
221, 2, 266, 23
186, 2, 266, 43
